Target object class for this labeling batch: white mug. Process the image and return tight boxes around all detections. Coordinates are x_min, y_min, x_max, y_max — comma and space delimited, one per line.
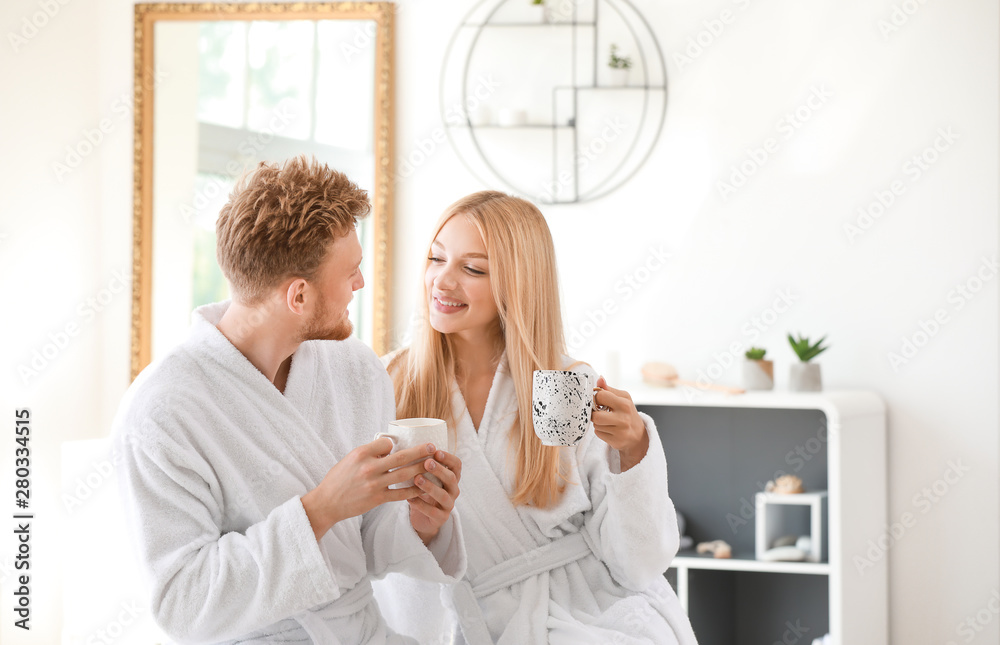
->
374, 418, 448, 489
531, 370, 596, 446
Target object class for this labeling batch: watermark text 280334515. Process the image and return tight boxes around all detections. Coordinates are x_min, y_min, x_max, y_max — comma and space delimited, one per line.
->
13, 408, 33, 630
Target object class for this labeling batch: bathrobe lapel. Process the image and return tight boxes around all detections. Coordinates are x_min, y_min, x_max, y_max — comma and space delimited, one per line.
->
188, 306, 343, 500
451, 357, 540, 572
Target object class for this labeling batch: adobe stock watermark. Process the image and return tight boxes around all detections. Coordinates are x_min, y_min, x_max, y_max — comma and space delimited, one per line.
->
17, 269, 130, 385
7, 0, 73, 53
566, 245, 671, 352
886, 255, 996, 372
52, 67, 169, 183
82, 600, 145, 645
716, 84, 834, 201
395, 74, 501, 183
844, 127, 959, 243
539, 115, 628, 202
680, 288, 796, 402
853, 457, 970, 575
178, 100, 297, 223
672, 0, 757, 72
947, 589, 1000, 645
877, 0, 932, 41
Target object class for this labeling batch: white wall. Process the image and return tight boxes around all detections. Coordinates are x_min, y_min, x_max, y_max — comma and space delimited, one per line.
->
0, 0, 995, 644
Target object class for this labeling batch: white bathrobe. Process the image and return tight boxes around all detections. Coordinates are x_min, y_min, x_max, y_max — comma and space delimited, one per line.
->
113, 302, 466, 645
374, 356, 697, 645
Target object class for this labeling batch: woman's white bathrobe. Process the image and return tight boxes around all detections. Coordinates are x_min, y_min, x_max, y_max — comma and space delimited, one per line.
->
113, 302, 465, 645
374, 356, 697, 645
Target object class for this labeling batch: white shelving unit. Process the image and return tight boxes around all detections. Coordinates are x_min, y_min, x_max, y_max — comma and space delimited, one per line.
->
630, 385, 888, 645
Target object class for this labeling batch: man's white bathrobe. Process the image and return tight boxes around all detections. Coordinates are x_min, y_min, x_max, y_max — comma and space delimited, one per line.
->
113, 302, 465, 645
374, 356, 697, 645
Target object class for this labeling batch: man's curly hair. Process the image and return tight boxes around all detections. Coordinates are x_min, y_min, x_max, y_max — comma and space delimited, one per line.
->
216, 155, 370, 306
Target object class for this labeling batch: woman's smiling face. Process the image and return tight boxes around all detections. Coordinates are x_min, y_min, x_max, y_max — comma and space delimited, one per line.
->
424, 214, 500, 338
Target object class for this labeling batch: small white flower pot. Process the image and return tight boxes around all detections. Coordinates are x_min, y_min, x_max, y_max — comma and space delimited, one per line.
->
789, 362, 822, 392
742, 359, 774, 391
528, 2, 546, 22
608, 68, 629, 87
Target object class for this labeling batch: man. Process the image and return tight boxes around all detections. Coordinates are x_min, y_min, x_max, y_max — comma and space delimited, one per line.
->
114, 156, 465, 644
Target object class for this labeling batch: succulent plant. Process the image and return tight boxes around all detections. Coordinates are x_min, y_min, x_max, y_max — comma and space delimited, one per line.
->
788, 333, 829, 362
745, 347, 767, 360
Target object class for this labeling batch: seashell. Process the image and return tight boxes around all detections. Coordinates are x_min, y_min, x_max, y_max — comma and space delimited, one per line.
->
765, 474, 804, 494
696, 539, 732, 559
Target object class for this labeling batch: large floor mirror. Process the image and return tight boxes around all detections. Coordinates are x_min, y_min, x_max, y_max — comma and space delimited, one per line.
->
131, 2, 394, 380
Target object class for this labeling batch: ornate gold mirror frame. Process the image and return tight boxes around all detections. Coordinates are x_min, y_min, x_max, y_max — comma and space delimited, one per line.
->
131, 2, 394, 380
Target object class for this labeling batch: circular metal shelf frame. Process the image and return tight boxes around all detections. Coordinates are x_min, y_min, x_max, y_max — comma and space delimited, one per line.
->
440, 0, 668, 204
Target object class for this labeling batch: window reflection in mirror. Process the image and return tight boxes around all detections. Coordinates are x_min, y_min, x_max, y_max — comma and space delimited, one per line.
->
151, 19, 377, 360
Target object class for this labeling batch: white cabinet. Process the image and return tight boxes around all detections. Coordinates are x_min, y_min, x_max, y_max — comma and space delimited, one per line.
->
631, 386, 888, 645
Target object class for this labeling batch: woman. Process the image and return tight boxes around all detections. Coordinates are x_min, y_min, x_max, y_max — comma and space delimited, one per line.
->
378, 191, 697, 644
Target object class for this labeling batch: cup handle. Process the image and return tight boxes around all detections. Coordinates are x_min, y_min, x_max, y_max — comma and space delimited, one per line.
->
592, 385, 610, 412
374, 432, 398, 450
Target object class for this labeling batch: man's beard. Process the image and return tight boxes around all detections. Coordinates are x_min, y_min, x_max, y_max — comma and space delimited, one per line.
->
299, 295, 354, 342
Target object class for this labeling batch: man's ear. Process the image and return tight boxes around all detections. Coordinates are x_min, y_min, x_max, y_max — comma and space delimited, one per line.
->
284, 278, 309, 316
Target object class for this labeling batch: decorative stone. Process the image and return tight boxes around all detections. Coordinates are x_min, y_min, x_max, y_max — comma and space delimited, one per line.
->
677, 510, 693, 550
772, 535, 799, 548
696, 539, 732, 559
641, 361, 678, 385
760, 545, 807, 562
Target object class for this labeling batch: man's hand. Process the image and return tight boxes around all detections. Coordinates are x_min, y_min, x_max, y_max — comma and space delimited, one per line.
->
408, 449, 462, 546
592, 376, 650, 472
301, 438, 436, 541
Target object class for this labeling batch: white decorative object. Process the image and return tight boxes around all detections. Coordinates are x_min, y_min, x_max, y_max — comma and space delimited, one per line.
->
756, 490, 828, 563
759, 545, 807, 562
608, 67, 629, 87
471, 103, 492, 126
498, 108, 527, 127
527, 0, 546, 23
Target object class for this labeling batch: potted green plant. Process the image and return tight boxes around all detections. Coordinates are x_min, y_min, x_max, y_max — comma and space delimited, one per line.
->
787, 333, 829, 392
742, 347, 774, 391
608, 44, 632, 86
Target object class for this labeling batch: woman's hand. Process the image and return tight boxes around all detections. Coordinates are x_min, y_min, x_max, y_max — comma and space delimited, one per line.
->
592, 377, 650, 472
408, 449, 463, 545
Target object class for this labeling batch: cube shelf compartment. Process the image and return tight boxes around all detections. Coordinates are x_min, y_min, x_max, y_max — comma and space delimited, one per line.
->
755, 490, 828, 563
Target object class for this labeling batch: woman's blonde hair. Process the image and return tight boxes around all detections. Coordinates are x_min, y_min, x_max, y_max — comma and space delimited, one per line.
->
389, 191, 567, 508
